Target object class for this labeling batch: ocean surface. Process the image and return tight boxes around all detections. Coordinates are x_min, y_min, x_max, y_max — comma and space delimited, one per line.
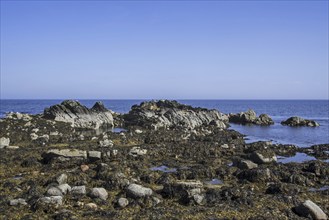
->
0, 99, 328, 148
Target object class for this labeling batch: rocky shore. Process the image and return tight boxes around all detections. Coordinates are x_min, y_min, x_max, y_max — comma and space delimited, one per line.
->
0, 100, 328, 219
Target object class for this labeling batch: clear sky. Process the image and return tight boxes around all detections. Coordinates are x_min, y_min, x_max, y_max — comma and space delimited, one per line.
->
1, 1, 328, 99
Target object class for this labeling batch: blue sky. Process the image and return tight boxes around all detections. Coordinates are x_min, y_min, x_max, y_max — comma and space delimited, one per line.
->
1, 1, 328, 99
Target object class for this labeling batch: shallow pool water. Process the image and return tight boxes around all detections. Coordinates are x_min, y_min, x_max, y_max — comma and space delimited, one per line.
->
277, 153, 317, 163
150, 165, 177, 173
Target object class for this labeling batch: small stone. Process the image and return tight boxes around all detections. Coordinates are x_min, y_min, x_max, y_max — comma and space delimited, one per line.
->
80, 164, 89, 172
193, 194, 204, 205
295, 200, 328, 220
56, 173, 68, 185
9, 198, 27, 206
88, 151, 102, 160
57, 184, 72, 194
129, 147, 147, 157
30, 133, 38, 140
250, 152, 277, 164
85, 203, 98, 210
6, 146, 19, 149
90, 188, 108, 201
220, 144, 229, 149
47, 187, 63, 196
126, 184, 153, 198
99, 139, 113, 147
71, 186, 86, 195
0, 137, 10, 148
117, 198, 129, 208
135, 129, 143, 134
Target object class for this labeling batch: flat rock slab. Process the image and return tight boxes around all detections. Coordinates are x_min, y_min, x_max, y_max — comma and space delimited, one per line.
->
126, 184, 153, 198
44, 149, 87, 159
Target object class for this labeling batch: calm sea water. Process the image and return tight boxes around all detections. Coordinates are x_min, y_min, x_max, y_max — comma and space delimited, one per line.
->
0, 99, 328, 147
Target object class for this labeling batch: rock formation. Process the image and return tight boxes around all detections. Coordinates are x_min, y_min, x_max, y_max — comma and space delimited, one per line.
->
228, 109, 274, 125
281, 116, 319, 127
43, 100, 114, 129
123, 100, 229, 130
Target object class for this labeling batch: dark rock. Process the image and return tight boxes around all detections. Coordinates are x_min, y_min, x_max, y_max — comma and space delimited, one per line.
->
281, 116, 319, 127
229, 110, 274, 125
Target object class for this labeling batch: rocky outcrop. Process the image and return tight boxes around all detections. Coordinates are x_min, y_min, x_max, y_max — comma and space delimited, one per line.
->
281, 117, 319, 127
228, 110, 274, 125
43, 100, 114, 129
123, 100, 229, 130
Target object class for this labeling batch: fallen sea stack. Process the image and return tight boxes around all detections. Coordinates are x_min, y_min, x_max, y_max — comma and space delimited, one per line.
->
43, 100, 114, 129
281, 116, 320, 127
123, 100, 229, 130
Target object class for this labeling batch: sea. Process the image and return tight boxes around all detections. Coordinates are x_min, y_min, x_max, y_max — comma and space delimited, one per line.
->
0, 99, 328, 148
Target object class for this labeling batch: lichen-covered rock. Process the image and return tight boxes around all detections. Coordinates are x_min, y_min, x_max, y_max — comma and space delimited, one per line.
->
229, 110, 274, 125
43, 100, 114, 129
123, 100, 228, 130
281, 116, 320, 127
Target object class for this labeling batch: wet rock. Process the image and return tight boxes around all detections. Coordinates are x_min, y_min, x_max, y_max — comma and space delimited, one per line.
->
281, 116, 319, 127
88, 151, 102, 160
295, 200, 327, 220
90, 188, 108, 201
229, 110, 274, 125
56, 173, 68, 185
43, 149, 87, 161
236, 160, 258, 170
9, 198, 27, 206
126, 184, 153, 198
47, 187, 63, 196
250, 151, 277, 164
57, 184, 71, 195
129, 146, 147, 157
117, 198, 129, 208
43, 100, 114, 129
123, 100, 228, 129
0, 137, 10, 148
71, 186, 86, 195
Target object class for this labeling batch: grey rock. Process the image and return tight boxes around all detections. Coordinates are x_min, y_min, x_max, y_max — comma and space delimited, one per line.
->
43, 100, 114, 129
88, 151, 102, 160
281, 116, 320, 127
193, 194, 205, 205
237, 160, 258, 170
30, 133, 38, 140
0, 137, 10, 148
71, 186, 86, 195
99, 139, 113, 147
47, 187, 63, 196
9, 198, 27, 206
129, 147, 147, 157
56, 173, 68, 185
43, 149, 87, 160
126, 184, 153, 198
295, 200, 327, 220
250, 152, 277, 164
57, 184, 72, 194
39, 196, 63, 206
123, 100, 229, 130
117, 198, 129, 208
90, 187, 108, 201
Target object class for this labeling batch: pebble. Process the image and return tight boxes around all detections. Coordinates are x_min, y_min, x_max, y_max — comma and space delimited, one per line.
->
71, 186, 86, 195
47, 187, 63, 196
9, 198, 27, 206
56, 173, 68, 185
126, 183, 153, 198
90, 187, 108, 201
80, 164, 89, 172
85, 202, 98, 210
118, 198, 129, 208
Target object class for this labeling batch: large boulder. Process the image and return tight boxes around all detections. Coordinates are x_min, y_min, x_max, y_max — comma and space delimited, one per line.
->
295, 200, 327, 220
123, 100, 228, 130
43, 100, 114, 129
281, 117, 319, 127
229, 110, 274, 125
